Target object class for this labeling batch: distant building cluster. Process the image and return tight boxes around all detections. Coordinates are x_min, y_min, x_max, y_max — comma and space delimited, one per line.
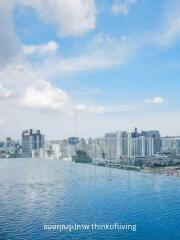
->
22, 129, 45, 158
1, 128, 180, 163
0, 137, 21, 158
104, 128, 161, 161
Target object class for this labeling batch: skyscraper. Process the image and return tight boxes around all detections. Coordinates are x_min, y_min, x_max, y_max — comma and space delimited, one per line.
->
141, 130, 161, 153
104, 131, 128, 162
22, 129, 45, 158
128, 136, 154, 158
104, 128, 157, 161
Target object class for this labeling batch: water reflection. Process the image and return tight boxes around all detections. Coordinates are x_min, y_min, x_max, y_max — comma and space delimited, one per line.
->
0, 158, 179, 240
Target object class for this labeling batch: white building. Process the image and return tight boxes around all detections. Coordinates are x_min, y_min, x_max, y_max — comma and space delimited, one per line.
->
161, 137, 175, 151
32, 143, 61, 160
104, 131, 129, 162
128, 136, 154, 158
104, 131, 154, 162
161, 137, 180, 154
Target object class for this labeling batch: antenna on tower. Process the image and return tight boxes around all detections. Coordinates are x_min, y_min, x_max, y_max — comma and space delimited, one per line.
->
74, 111, 77, 138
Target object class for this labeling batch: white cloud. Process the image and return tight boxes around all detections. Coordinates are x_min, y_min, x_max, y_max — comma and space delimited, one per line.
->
112, 0, 138, 15
0, 1, 135, 75
0, 63, 69, 109
0, 1, 22, 68
145, 97, 165, 104
23, 41, 58, 55
75, 104, 104, 114
0, 0, 96, 69
149, 1, 180, 47
38, 34, 135, 76
0, 83, 12, 99
0, 63, 43, 95
19, 0, 96, 36
20, 80, 70, 111
0, 63, 105, 115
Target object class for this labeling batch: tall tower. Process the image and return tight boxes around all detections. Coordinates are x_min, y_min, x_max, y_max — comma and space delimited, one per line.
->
22, 129, 45, 158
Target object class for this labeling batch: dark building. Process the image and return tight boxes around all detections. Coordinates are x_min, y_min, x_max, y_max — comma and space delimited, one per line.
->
6, 137, 12, 147
68, 137, 79, 145
131, 127, 141, 138
22, 129, 45, 158
141, 130, 161, 153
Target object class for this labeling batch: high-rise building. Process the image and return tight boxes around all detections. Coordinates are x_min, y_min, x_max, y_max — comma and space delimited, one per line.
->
161, 137, 175, 151
22, 129, 45, 158
104, 132, 117, 162
104, 131, 129, 162
128, 136, 154, 158
6, 137, 12, 147
161, 137, 180, 154
86, 137, 105, 163
104, 128, 156, 161
141, 130, 161, 153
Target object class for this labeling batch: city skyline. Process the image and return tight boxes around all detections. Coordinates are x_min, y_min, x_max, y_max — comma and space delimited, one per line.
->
1, 127, 180, 162
2, 126, 180, 141
1, 0, 180, 139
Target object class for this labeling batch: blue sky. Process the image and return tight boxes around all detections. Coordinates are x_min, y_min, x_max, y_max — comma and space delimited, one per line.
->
1, 0, 180, 139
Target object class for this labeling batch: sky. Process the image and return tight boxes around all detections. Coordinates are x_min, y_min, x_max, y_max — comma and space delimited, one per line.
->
1, 0, 180, 140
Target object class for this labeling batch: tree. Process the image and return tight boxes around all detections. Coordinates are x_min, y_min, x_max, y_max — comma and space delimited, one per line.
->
72, 150, 92, 163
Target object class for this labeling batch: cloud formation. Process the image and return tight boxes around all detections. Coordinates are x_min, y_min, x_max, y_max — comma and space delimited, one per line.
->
0, 83, 12, 99
145, 97, 165, 104
0, 62, 104, 115
20, 80, 70, 111
149, 0, 180, 47
19, 0, 96, 36
23, 41, 58, 55
0, 0, 96, 67
37, 34, 135, 76
75, 104, 104, 114
112, 0, 138, 15
0, 1, 22, 68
